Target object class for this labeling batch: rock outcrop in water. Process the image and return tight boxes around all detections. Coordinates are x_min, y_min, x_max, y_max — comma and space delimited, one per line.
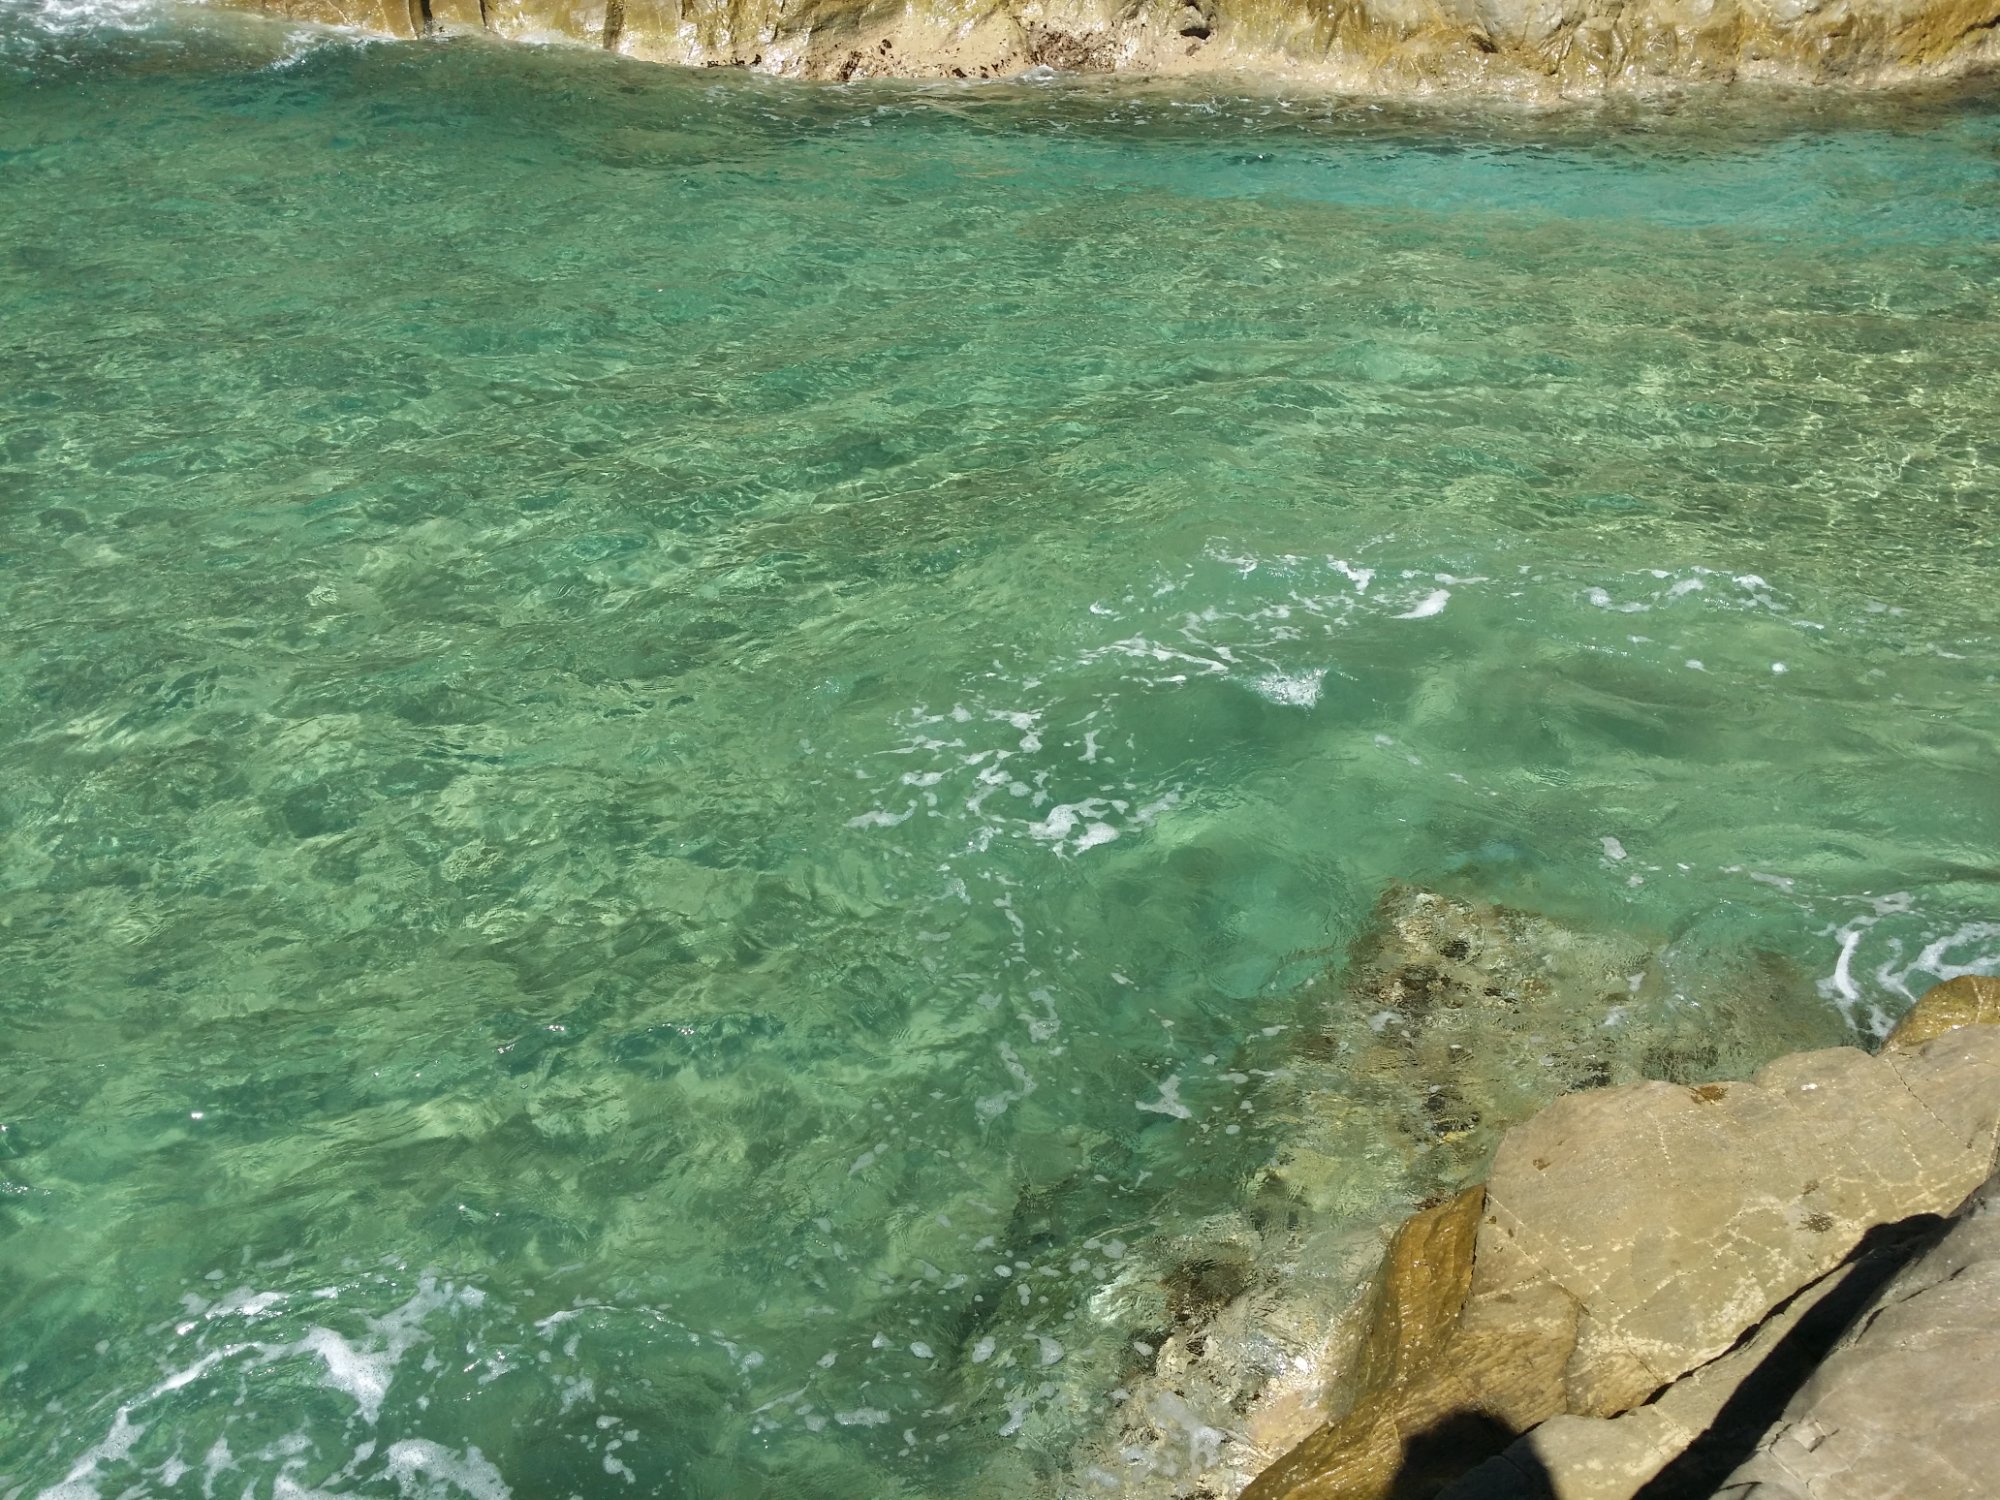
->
1241, 975, 2000, 1500
228, 0, 2000, 92
1286, 883, 1843, 1202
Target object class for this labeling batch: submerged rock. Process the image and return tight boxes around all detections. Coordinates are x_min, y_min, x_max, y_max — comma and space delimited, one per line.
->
1244, 977, 2000, 1500
1280, 882, 1840, 1207
223, 0, 2000, 93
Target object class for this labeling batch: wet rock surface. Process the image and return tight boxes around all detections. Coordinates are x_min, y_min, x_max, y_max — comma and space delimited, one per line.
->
224, 0, 2000, 93
1883, 971, 2000, 1051
1231, 1186, 1500, 1500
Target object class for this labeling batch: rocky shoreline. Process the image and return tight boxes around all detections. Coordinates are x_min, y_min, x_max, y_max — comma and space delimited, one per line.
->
219, 0, 2000, 94
1236, 972, 2000, 1500
1039, 890, 1997, 1500
1047, 885, 1847, 1498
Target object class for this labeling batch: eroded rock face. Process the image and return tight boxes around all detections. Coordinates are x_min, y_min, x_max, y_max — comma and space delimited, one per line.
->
219, 0, 2000, 93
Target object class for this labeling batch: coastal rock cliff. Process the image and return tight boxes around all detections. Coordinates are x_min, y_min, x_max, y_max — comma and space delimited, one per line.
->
223, 0, 2000, 91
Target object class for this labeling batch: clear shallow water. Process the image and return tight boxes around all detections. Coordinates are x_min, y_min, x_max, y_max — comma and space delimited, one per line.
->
3, 5, 1999, 1495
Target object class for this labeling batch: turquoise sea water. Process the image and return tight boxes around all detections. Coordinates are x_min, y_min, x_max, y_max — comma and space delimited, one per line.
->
3, 5, 1999, 1495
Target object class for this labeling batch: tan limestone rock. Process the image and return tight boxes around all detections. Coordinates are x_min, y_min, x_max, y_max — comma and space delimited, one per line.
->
1425, 1270, 1575, 1437
1249, 1025, 2000, 1500
1476, 1030, 2000, 1419
1436, 1221, 1927, 1499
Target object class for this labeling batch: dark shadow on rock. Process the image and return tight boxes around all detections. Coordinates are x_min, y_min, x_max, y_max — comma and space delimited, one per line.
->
1418, 1214, 1954, 1500
1631, 1211, 1952, 1499
1389, 1410, 1549, 1499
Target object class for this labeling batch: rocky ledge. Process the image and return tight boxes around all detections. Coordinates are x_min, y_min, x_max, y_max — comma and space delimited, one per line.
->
220, 0, 2000, 94
1243, 973, 2000, 1500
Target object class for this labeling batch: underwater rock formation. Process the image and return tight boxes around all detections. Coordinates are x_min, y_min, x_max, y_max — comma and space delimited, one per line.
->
1242, 976, 2000, 1500
221, 0, 2000, 92
1284, 882, 1842, 1203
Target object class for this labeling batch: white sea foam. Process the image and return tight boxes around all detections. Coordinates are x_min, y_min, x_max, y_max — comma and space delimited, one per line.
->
1820, 906, 2000, 1031
1586, 587, 1649, 613
9, 0, 157, 34
1395, 588, 1450, 619
34, 1406, 145, 1500
303, 1325, 394, 1423
1906, 922, 2000, 982
1327, 557, 1374, 592
847, 805, 915, 829
384, 1441, 511, 1500
1025, 801, 1120, 855
1251, 668, 1325, 707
